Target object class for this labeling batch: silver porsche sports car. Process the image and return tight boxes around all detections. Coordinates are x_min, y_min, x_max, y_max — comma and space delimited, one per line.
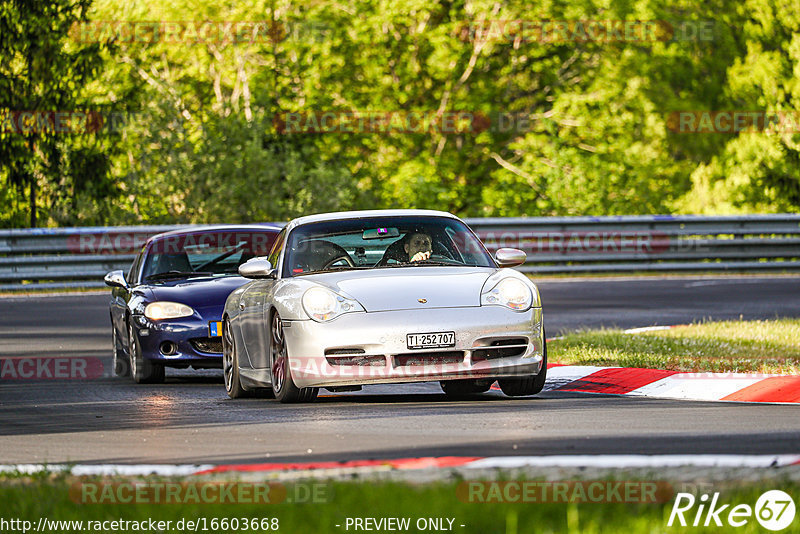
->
222, 210, 546, 403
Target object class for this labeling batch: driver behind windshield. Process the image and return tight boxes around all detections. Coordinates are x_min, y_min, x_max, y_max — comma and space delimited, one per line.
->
405, 231, 432, 263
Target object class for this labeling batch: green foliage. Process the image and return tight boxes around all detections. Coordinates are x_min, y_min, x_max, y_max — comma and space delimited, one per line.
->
674, 0, 800, 213
0, 0, 114, 227
2, 0, 799, 227
3, 475, 798, 534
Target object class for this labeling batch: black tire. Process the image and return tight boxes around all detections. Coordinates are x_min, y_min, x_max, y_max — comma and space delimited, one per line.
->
112, 319, 130, 377
222, 317, 249, 398
498, 334, 548, 397
128, 320, 165, 384
440, 379, 493, 397
270, 313, 318, 403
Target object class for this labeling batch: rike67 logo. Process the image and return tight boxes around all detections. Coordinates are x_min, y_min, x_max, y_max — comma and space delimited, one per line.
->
668, 490, 795, 530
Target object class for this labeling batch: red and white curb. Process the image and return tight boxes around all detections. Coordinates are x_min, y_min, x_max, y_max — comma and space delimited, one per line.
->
3, 455, 800, 477
537, 326, 800, 404
538, 365, 800, 403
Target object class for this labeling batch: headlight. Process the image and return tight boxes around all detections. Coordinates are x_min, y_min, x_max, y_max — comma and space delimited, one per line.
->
481, 278, 534, 311
302, 287, 364, 322
144, 301, 195, 320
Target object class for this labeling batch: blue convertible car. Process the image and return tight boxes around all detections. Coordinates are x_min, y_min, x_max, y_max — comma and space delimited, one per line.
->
104, 225, 281, 383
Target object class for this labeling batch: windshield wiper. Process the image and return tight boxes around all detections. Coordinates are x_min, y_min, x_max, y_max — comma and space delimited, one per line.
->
195, 242, 247, 271
300, 265, 372, 275
412, 260, 460, 266
145, 271, 213, 281
377, 260, 458, 268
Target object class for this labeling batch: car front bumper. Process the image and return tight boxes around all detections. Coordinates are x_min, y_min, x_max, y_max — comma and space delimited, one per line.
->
282, 306, 544, 388
132, 315, 223, 368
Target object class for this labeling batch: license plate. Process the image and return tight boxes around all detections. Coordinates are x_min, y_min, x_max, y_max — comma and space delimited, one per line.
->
208, 321, 223, 337
407, 331, 455, 350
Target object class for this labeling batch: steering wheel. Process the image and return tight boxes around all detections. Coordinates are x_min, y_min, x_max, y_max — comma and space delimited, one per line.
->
412, 253, 460, 265
322, 254, 355, 270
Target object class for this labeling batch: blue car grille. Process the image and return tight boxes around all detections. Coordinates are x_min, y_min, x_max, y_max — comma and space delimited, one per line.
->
190, 337, 223, 354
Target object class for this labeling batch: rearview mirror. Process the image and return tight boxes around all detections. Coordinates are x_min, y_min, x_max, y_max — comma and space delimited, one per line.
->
495, 248, 526, 268
363, 227, 400, 239
238, 258, 276, 279
104, 270, 128, 288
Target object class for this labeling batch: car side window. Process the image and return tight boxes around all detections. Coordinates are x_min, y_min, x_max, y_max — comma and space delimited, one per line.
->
266, 229, 286, 272
127, 248, 145, 286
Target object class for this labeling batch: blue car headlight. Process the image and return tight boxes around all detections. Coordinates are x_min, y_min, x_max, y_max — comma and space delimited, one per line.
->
144, 301, 195, 321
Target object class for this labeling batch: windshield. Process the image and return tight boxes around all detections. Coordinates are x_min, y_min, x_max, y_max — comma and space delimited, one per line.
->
283, 216, 495, 276
142, 229, 277, 281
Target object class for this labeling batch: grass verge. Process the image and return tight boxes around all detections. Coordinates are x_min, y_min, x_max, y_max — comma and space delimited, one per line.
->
549, 319, 800, 374
1, 475, 799, 533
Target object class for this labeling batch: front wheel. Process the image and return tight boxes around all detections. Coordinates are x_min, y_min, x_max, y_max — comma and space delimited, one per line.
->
112, 320, 130, 377
128, 321, 165, 384
498, 333, 547, 397
270, 313, 318, 403
222, 318, 248, 399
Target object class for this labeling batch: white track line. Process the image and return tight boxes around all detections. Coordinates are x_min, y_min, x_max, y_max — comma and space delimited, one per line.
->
0, 464, 214, 476
623, 325, 681, 334
3, 455, 800, 476
465, 455, 800, 469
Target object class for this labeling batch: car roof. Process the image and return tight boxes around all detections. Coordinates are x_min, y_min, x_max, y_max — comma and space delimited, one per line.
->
288, 209, 460, 230
145, 223, 282, 246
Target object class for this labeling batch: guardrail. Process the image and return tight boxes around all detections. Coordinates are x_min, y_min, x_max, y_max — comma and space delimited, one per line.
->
1, 215, 798, 290
472, 214, 800, 274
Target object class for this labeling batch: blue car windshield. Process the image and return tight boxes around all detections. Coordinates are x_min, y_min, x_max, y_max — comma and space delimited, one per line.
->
142, 230, 277, 280
283, 216, 495, 277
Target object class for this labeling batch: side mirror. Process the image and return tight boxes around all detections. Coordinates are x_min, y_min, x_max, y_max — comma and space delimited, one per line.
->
104, 270, 128, 289
495, 248, 526, 268
238, 258, 276, 279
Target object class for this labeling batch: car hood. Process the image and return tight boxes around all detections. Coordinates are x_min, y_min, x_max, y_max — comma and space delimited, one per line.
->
145, 276, 249, 312
308, 267, 495, 312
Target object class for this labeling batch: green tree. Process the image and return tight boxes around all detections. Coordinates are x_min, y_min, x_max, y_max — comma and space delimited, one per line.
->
0, 0, 112, 227
6, 0, 799, 227
675, 0, 800, 213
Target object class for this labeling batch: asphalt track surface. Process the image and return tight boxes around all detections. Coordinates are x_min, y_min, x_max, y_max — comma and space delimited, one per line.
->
0, 275, 798, 465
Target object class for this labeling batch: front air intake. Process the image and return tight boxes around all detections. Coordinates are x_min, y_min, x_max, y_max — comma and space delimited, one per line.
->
190, 338, 223, 354
472, 338, 528, 362
325, 354, 384, 367
393, 351, 464, 367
